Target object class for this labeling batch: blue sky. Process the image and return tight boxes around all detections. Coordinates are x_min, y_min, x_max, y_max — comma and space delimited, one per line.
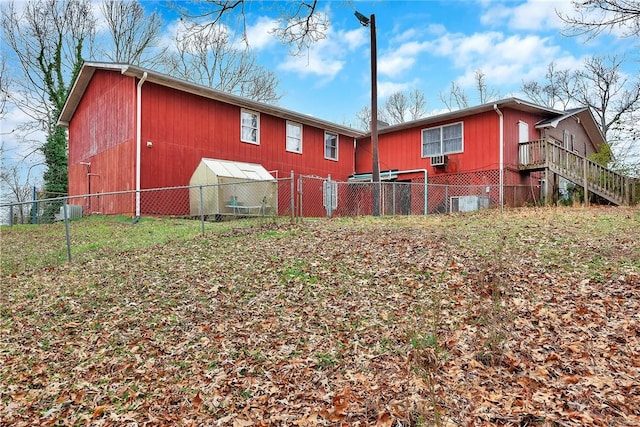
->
1, 0, 637, 185
139, 0, 637, 126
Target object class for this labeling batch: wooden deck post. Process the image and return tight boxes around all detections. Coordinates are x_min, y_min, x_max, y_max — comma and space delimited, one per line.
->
545, 169, 555, 206
583, 157, 589, 207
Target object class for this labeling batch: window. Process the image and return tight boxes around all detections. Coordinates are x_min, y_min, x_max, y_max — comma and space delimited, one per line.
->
241, 110, 259, 144
422, 122, 463, 157
324, 132, 338, 161
286, 121, 302, 153
563, 130, 571, 150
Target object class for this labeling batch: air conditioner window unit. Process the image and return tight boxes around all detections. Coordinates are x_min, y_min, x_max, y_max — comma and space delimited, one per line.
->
430, 155, 447, 167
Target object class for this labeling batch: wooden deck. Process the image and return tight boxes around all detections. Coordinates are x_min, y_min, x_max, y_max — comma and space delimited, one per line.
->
519, 139, 637, 206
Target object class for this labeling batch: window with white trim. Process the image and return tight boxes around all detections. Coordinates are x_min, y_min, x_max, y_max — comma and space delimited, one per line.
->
286, 121, 302, 153
421, 122, 463, 157
324, 132, 338, 161
241, 110, 259, 144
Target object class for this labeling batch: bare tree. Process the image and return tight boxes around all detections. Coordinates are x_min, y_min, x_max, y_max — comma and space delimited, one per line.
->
521, 62, 577, 110
0, 159, 40, 224
576, 55, 640, 138
475, 69, 500, 104
522, 55, 640, 169
99, 0, 166, 66
0, 53, 8, 119
384, 92, 409, 124
383, 89, 427, 125
355, 89, 426, 130
1, 0, 95, 195
559, 0, 640, 40
355, 105, 371, 131
174, 0, 329, 55
576, 55, 640, 169
407, 88, 426, 121
439, 81, 469, 111
166, 24, 281, 103
439, 70, 500, 112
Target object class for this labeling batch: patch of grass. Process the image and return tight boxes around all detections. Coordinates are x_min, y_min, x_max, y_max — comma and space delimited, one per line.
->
314, 352, 337, 369
0, 216, 280, 275
280, 263, 318, 284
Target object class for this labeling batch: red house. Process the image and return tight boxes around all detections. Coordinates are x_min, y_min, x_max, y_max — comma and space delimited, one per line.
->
59, 62, 630, 217
354, 99, 614, 213
58, 62, 362, 216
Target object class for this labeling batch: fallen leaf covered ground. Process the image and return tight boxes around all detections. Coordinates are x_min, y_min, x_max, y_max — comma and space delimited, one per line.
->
1, 207, 639, 426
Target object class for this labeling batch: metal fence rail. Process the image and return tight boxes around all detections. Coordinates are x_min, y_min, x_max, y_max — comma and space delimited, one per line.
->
1, 176, 542, 269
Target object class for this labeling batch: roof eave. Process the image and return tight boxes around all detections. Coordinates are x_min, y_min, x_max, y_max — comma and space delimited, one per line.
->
60, 62, 363, 138
57, 62, 129, 127
366, 97, 561, 138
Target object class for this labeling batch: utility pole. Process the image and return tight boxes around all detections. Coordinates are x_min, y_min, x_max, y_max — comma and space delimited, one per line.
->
355, 11, 380, 216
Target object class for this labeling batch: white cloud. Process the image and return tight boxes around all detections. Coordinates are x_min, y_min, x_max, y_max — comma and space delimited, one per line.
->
480, 0, 574, 31
278, 27, 366, 80
426, 29, 586, 89
341, 28, 367, 51
241, 16, 279, 50
379, 40, 431, 78
378, 80, 413, 99
160, 19, 186, 53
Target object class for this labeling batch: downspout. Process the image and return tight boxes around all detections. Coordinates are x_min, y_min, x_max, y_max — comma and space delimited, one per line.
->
135, 72, 148, 218
493, 104, 504, 213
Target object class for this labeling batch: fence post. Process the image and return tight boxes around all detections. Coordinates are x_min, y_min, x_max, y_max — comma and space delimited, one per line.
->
424, 181, 428, 215
63, 198, 72, 263
290, 170, 295, 223
199, 185, 205, 236
392, 182, 396, 216
325, 175, 333, 218
9, 205, 13, 226
297, 175, 303, 223
32, 186, 37, 224
445, 185, 449, 213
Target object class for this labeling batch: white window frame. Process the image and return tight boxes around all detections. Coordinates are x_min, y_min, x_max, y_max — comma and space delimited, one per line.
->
421, 122, 464, 158
286, 121, 303, 154
240, 109, 260, 145
324, 131, 338, 161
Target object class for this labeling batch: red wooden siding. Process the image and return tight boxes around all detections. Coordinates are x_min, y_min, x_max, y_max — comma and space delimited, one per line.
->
67, 70, 136, 214
140, 82, 355, 192
501, 108, 545, 170
357, 110, 501, 177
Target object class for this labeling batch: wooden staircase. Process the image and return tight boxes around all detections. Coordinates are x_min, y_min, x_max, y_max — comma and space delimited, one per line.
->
519, 139, 638, 206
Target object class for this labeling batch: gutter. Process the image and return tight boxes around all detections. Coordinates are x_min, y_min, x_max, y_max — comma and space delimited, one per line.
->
493, 104, 504, 212
135, 71, 148, 218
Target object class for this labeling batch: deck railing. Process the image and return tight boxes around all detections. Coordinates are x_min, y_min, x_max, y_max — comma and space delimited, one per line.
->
519, 139, 635, 205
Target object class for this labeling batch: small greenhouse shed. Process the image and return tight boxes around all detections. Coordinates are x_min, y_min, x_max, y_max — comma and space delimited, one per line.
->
189, 158, 277, 218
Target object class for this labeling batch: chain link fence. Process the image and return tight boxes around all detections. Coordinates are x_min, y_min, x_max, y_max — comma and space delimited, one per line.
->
2, 173, 542, 271
296, 175, 541, 217
2, 175, 542, 226
2, 178, 294, 225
